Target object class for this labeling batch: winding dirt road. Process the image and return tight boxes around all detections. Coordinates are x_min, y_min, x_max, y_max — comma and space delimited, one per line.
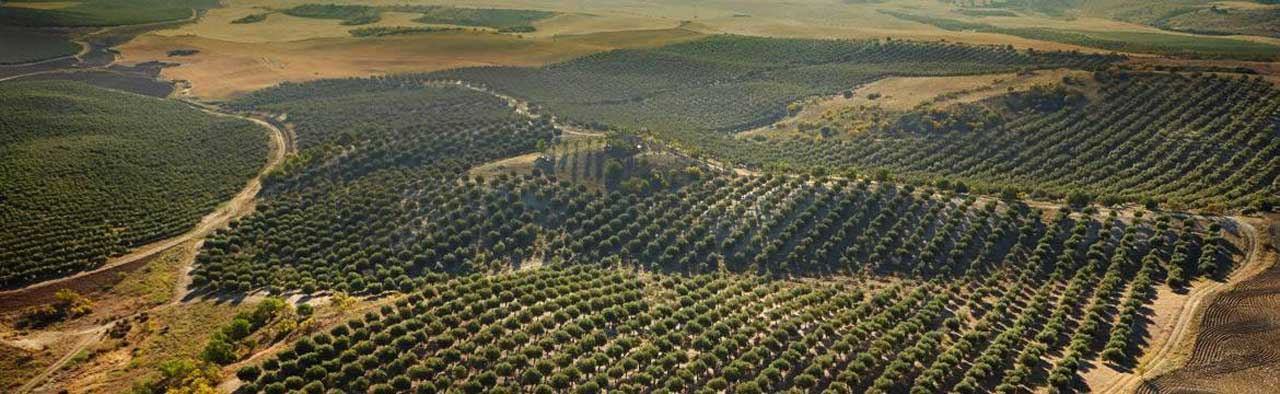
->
0, 110, 286, 301
5, 106, 287, 394
1097, 217, 1270, 394
11, 324, 109, 394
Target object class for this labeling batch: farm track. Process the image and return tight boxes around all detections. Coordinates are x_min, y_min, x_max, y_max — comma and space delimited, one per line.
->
0, 37, 88, 69
431, 80, 605, 138
450, 78, 1275, 394
1094, 216, 1272, 394
12, 324, 109, 394
1135, 216, 1280, 394
5, 39, 1270, 394
0, 8, 196, 84
0, 109, 287, 303
5, 104, 288, 394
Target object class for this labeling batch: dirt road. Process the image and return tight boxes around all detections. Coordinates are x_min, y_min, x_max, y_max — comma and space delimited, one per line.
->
11, 324, 109, 394
5, 106, 287, 394
1098, 217, 1271, 394
1134, 216, 1280, 394
0, 111, 286, 302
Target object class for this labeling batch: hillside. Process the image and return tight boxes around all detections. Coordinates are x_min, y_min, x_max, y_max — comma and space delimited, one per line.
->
200, 75, 1241, 394
0, 80, 269, 288
427, 36, 1277, 211
0, 2, 1277, 394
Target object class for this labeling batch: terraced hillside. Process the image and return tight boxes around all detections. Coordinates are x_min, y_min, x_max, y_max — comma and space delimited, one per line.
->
0, 80, 269, 288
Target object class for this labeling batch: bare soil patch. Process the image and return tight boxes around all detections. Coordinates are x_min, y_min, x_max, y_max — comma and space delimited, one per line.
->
742, 69, 1095, 140
1138, 216, 1280, 394
119, 29, 699, 99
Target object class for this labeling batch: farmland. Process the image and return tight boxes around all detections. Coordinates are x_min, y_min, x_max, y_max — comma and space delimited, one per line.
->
0, 0, 214, 27
181, 76, 1242, 394
879, 10, 1280, 61
425, 37, 1277, 211
429, 35, 1120, 132
1, 1, 1278, 394
0, 80, 269, 288
0, 28, 81, 65
117, 28, 705, 99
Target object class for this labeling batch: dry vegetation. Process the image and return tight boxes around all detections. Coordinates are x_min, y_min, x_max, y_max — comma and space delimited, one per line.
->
119, 28, 703, 99
740, 69, 1096, 141
0, 244, 188, 393
114, 0, 1134, 99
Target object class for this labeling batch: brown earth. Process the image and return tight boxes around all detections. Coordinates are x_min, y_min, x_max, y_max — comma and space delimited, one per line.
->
1136, 215, 1280, 394
0, 106, 287, 394
118, 28, 703, 99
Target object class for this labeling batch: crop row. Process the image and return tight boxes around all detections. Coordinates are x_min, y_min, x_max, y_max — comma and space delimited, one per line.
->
693, 72, 1280, 210
0, 80, 268, 288
427, 35, 1121, 131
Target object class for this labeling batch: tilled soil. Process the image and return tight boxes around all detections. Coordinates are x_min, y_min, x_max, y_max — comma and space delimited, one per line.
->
1139, 216, 1280, 394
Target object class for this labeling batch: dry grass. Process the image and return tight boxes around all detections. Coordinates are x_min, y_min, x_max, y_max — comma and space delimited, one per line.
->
113, 0, 698, 99
529, 12, 685, 38
120, 27, 705, 99
742, 69, 1096, 140
123, 0, 1243, 100
121, 31, 588, 99
382, 0, 1114, 53
1212, 1, 1280, 11
1127, 57, 1280, 84
51, 301, 248, 394
0, 341, 63, 392
553, 26, 704, 48
155, 8, 431, 42
469, 152, 544, 179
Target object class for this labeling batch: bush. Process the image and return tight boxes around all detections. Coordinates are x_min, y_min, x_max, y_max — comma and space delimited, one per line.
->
17, 289, 92, 328
236, 365, 261, 381
201, 339, 237, 365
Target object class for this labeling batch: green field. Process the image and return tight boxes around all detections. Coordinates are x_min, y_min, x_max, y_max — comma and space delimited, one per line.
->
881, 10, 1280, 61
0, 0, 216, 27
0, 80, 268, 288
429, 35, 1119, 132
281, 4, 382, 25
395, 5, 554, 31
1083, 0, 1280, 38
0, 28, 81, 64
348, 26, 460, 37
